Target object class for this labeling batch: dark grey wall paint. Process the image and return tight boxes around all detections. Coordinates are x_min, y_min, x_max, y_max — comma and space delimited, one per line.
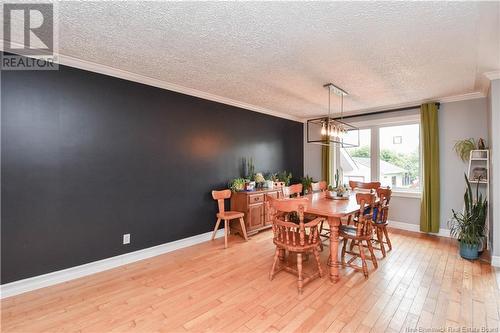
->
1, 60, 303, 283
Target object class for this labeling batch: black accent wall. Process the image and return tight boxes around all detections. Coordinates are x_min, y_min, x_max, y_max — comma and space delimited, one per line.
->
1, 60, 303, 283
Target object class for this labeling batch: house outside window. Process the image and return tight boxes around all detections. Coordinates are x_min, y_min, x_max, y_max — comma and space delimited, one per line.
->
338, 113, 421, 196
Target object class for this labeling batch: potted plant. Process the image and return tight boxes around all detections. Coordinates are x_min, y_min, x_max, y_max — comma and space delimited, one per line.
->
449, 174, 488, 260
453, 138, 476, 162
229, 178, 246, 192
301, 175, 314, 194
277, 170, 292, 186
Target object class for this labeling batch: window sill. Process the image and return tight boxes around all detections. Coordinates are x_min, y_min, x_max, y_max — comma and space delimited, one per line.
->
391, 191, 422, 199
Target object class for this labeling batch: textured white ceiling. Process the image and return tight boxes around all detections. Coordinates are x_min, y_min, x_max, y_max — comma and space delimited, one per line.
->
54, 2, 500, 118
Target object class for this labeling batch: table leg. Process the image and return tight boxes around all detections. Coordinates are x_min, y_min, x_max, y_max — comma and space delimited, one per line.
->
328, 217, 340, 283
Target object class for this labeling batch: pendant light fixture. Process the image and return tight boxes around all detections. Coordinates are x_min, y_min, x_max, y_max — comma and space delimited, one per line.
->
306, 83, 360, 147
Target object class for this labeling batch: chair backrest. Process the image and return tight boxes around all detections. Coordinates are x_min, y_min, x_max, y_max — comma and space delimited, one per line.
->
269, 197, 321, 247
355, 192, 376, 237
273, 181, 285, 198
212, 189, 231, 214
283, 183, 303, 198
349, 181, 381, 191
376, 187, 392, 223
311, 181, 328, 193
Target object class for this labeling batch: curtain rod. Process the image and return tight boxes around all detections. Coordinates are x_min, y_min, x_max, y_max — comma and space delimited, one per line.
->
334, 102, 440, 120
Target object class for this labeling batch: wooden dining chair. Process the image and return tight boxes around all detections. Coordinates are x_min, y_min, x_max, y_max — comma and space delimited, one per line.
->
273, 181, 286, 198
211, 190, 248, 249
372, 187, 393, 257
348, 181, 381, 191
311, 181, 328, 193
340, 192, 378, 278
268, 197, 324, 294
282, 183, 302, 198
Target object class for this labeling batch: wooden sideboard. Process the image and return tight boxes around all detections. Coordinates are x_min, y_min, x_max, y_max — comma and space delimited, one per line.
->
230, 188, 279, 235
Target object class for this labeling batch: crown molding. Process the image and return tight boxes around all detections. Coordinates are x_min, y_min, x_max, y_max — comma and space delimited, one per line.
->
0, 41, 303, 123
301, 91, 486, 121
437, 91, 486, 103
484, 71, 500, 81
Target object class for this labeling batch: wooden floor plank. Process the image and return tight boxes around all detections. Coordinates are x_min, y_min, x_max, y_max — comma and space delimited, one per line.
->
1, 229, 498, 333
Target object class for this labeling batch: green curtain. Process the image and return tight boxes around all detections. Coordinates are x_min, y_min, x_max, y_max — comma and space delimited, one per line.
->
321, 143, 331, 185
420, 103, 440, 233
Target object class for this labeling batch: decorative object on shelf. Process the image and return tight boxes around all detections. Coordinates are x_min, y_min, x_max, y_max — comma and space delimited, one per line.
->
254, 173, 266, 189
471, 167, 487, 181
478, 138, 486, 150
266, 180, 274, 189
453, 138, 476, 162
448, 174, 488, 260
306, 83, 359, 147
301, 175, 314, 195
245, 181, 256, 191
277, 170, 292, 186
229, 178, 246, 192
245, 157, 255, 180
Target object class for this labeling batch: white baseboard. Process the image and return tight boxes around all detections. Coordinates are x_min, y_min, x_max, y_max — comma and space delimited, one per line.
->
0, 228, 225, 299
389, 220, 452, 238
491, 256, 500, 268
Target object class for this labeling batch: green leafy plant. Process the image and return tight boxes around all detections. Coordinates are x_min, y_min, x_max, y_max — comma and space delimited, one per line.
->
245, 157, 255, 180
453, 138, 476, 162
334, 169, 340, 189
229, 178, 246, 192
277, 170, 292, 186
449, 174, 488, 245
301, 175, 314, 194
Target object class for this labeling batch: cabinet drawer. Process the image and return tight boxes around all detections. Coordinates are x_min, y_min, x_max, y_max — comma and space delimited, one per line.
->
248, 194, 264, 204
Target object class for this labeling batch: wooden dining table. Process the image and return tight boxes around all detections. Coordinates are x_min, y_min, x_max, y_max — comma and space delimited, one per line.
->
303, 191, 363, 283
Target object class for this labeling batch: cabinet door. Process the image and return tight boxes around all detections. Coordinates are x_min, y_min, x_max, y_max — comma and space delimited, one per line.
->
247, 203, 264, 231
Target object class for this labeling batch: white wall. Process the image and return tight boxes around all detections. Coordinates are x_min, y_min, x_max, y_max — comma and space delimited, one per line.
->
303, 98, 490, 232
439, 98, 489, 229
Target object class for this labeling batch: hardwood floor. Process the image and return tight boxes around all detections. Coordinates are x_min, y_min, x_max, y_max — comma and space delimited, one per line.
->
2, 229, 499, 333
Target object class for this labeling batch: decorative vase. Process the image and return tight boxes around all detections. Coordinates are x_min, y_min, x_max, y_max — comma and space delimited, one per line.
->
459, 242, 479, 260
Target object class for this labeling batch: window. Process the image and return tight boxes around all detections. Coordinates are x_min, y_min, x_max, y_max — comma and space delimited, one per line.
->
336, 117, 421, 194
340, 129, 371, 184
379, 124, 420, 191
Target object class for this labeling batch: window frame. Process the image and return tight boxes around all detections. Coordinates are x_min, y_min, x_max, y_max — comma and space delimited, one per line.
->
336, 114, 422, 198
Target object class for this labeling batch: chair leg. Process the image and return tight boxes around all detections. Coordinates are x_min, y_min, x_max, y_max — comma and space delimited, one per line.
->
211, 218, 221, 240
224, 220, 228, 249
313, 248, 323, 277
269, 247, 280, 280
297, 253, 303, 294
349, 238, 356, 251
341, 238, 348, 267
367, 240, 378, 269
239, 217, 249, 241
383, 226, 392, 251
358, 242, 368, 278
376, 228, 386, 257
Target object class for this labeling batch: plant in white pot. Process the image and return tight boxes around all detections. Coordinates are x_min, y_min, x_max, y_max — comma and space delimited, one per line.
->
448, 174, 488, 260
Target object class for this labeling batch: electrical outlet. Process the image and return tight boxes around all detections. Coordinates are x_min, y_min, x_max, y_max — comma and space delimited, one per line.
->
123, 234, 130, 245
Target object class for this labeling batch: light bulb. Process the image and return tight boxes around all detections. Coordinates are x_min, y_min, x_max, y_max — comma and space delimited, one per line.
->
321, 122, 326, 136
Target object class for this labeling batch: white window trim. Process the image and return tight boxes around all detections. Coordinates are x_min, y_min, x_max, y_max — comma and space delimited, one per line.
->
338, 114, 422, 195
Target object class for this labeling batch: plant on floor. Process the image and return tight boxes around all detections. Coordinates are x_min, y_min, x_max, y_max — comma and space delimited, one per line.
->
448, 174, 488, 259
453, 138, 476, 162
301, 175, 314, 194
